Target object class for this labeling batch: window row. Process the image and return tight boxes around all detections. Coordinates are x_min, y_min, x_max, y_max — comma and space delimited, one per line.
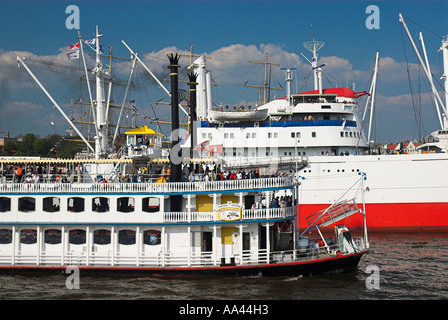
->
0, 228, 161, 246
340, 131, 361, 138
204, 131, 322, 140
0, 196, 160, 213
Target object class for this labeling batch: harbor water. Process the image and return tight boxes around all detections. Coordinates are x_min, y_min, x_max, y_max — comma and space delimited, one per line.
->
0, 231, 447, 301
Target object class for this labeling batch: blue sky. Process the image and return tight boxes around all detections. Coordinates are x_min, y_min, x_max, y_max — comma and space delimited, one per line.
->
0, 0, 447, 143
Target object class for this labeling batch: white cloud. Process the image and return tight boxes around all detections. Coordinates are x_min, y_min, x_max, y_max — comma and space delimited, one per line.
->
0, 43, 444, 142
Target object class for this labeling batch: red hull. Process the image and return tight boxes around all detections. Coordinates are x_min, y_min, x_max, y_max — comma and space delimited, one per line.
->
298, 202, 448, 229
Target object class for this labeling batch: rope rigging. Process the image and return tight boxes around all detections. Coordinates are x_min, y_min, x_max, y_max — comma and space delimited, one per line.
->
400, 23, 424, 140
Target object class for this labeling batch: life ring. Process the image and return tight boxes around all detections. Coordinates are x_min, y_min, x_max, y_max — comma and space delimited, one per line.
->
336, 250, 342, 257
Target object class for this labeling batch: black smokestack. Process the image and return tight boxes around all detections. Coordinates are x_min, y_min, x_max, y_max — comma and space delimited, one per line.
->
167, 53, 182, 213
188, 72, 198, 159
167, 53, 181, 183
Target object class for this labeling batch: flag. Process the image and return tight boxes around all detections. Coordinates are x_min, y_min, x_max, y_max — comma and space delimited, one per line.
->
70, 42, 80, 50
67, 50, 79, 60
85, 39, 96, 45
311, 57, 317, 68
98, 44, 104, 54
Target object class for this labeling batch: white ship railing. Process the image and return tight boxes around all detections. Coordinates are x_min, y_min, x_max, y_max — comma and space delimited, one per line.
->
222, 155, 308, 168
164, 207, 295, 223
0, 238, 367, 268
0, 176, 294, 194
0, 207, 294, 224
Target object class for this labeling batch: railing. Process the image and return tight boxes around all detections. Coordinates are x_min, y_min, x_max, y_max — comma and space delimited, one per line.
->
0, 176, 294, 194
0, 206, 294, 225
163, 207, 295, 223
305, 198, 360, 228
0, 238, 368, 268
222, 155, 308, 168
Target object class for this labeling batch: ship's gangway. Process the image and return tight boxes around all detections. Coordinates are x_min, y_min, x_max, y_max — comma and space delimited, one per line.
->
303, 198, 361, 233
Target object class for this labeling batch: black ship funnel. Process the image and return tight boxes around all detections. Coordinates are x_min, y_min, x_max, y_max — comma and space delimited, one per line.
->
167, 53, 182, 183
188, 72, 198, 159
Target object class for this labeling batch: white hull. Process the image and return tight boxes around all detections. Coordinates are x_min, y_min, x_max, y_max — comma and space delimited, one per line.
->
296, 152, 448, 228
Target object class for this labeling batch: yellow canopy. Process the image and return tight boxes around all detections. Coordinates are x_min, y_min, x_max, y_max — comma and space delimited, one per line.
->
125, 125, 159, 135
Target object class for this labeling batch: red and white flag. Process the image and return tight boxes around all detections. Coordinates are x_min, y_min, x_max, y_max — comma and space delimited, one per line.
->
70, 42, 80, 50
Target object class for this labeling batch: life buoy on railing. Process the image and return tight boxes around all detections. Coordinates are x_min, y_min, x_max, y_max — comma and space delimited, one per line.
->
336, 250, 342, 257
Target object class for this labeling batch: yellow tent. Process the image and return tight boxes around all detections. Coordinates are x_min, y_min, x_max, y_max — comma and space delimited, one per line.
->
125, 125, 157, 135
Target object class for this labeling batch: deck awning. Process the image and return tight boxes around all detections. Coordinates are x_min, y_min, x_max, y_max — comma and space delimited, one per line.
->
125, 125, 163, 136
0, 158, 132, 164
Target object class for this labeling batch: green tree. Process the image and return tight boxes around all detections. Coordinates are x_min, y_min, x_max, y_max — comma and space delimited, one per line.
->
17, 133, 37, 156
34, 138, 51, 156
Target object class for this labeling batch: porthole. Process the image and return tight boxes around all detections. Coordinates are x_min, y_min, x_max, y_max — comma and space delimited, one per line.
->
69, 229, 86, 245
92, 197, 110, 212
19, 197, 35, 212
20, 229, 37, 244
43, 197, 60, 212
117, 197, 135, 212
119, 230, 136, 245
142, 197, 160, 212
68, 197, 84, 213
143, 230, 161, 245
44, 229, 62, 244
0, 229, 12, 244
0, 197, 11, 212
93, 229, 111, 245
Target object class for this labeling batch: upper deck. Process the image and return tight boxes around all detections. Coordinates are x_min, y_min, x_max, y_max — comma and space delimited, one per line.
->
0, 176, 294, 195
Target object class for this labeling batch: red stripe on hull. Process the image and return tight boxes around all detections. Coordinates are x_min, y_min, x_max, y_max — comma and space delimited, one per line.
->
298, 202, 448, 229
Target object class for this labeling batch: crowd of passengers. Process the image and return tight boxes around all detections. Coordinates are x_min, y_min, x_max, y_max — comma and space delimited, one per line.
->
0, 163, 294, 184
0, 163, 85, 184
181, 167, 292, 182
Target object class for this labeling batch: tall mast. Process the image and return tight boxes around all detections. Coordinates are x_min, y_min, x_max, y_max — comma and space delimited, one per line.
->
399, 13, 448, 130
78, 30, 99, 145
303, 36, 325, 94
368, 52, 379, 143
420, 32, 443, 128
441, 35, 448, 128
94, 25, 108, 158
245, 53, 281, 105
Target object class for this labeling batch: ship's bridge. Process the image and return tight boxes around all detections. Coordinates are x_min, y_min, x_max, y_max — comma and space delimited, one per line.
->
124, 125, 163, 159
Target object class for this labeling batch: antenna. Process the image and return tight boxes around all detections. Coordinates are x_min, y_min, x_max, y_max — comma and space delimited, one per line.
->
303, 25, 325, 58
302, 26, 325, 93
303, 40, 325, 58
280, 67, 296, 105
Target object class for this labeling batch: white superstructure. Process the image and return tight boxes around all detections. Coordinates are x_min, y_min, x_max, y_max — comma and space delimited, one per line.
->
186, 22, 448, 229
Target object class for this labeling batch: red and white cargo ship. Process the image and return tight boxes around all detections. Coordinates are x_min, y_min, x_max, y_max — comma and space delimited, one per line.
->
188, 15, 448, 230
